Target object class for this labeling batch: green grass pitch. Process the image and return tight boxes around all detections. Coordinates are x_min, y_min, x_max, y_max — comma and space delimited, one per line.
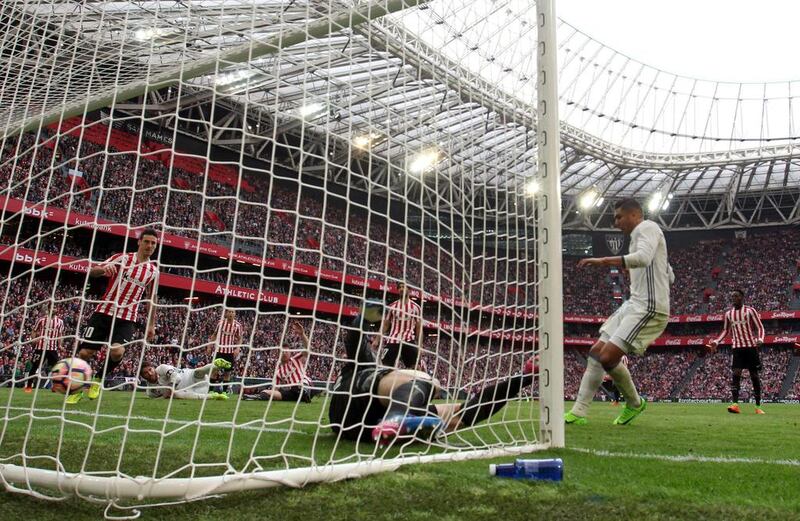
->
1, 389, 799, 520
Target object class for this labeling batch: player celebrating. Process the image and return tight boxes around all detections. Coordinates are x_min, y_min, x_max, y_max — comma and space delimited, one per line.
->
329, 302, 536, 445
564, 198, 673, 426
140, 358, 231, 400
708, 289, 766, 414
70, 228, 160, 404
243, 322, 312, 402
24, 307, 65, 392
376, 281, 422, 369
208, 308, 243, 393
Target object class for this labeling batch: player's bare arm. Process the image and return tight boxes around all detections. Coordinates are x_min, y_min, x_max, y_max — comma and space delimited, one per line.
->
577, 256, 625, 268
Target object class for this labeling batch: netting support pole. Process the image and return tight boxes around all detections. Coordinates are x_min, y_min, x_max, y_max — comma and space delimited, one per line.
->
536, 0, 565, 448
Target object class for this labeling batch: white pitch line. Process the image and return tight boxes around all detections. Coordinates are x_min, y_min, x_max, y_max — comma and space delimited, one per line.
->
567, 447, 800, 467
2, 406, 311, 436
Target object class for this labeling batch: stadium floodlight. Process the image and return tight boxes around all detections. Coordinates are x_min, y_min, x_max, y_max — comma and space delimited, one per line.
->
525, 179, 540, 195
648, 192, 665, 213
578, 188, 600, 210
215, 69, 257, 87
133, 27, 176, 41
353, 132, 381, 149
408, 149, 440, 174
298, 102, 326, 119
133, 28, 157, 41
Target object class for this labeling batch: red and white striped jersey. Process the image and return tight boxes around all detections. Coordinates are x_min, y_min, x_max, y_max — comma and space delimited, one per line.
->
713, 306, 765, 349
275, 353, 309, 387
385, 298, 422, 343
95, 253, 159, 322
32, 316, 64, 351
216, 319, 243, 353
603, 355, 628, 382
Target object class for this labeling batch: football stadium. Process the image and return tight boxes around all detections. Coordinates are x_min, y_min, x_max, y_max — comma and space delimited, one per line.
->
1, 1, 799, 519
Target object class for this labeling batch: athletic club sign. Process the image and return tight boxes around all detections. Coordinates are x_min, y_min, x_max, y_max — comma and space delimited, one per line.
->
605, 234, 625, 255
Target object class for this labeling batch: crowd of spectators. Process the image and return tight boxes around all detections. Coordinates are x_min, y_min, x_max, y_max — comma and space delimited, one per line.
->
678, 347, 793, 401
5, 127, 800, 318
708, 229, 800, 313
787, 368, 800, 401
668, 239, 726, 314
2, 126, 800, 400
562, 259, 616, 316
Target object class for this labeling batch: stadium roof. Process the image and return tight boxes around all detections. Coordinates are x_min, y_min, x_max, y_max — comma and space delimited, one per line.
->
4, 0, 800, 229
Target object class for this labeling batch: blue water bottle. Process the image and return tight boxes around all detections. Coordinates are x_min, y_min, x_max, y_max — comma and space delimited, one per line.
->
488, 463, 518, 478
515, 458, 563, 481
489, 458, 563, 481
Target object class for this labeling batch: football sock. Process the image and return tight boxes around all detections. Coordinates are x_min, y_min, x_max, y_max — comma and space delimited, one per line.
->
750, 373, 762, 406
102, 355, 122, 379
458, 373, 534, 427
385, 380, 435, 419
571, 356, 605, 417
731, 373, 741, 403
608, 361, 641, 409
195, 364, 214, 379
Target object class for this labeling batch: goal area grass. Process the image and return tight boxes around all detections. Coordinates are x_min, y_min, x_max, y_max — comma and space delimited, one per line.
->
1, 390, 799, 520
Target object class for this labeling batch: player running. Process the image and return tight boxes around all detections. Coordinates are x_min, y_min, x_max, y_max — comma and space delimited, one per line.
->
329, 301, 536, 446
70, 228, 160, 404
707, 289, 766, 414
243, 322, 312, 402
140, 358, 231, 400
565, 198, 674, 426
24, 307, 65, 392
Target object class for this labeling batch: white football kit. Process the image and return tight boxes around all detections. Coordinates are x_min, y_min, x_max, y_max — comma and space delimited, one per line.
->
599, 220, 673, 355
146, 364, 210, 399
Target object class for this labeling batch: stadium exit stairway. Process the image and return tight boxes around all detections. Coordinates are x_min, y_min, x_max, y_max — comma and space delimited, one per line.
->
702, 243, 732, 313
779, 355, 800, 400
670, 355, 706, 400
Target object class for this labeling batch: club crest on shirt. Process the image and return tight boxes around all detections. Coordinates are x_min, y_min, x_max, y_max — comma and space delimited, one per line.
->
605, 234, 625, 255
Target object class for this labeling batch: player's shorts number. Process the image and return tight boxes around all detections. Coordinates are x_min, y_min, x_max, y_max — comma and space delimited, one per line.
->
83, 327, 94, 339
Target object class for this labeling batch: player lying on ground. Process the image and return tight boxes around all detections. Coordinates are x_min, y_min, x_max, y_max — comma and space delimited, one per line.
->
243, 322, 313, 402
139, 358, 231, 400
329, 302, 536, 445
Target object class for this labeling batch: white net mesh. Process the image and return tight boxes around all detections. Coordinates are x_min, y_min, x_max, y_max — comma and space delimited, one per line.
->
0, 0, 562, 516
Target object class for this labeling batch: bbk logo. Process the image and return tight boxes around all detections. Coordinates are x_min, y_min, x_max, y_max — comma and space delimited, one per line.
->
15, 253, 43, 265
605, 234, 625, 255
24, 206, 49, 219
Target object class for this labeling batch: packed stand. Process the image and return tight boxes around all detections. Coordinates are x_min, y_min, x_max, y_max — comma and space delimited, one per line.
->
708, 229, 800, 313
668, 239, 726, 314
678, 346, 793, 401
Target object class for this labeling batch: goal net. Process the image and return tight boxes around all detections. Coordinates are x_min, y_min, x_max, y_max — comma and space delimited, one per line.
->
0, 0, 563, 515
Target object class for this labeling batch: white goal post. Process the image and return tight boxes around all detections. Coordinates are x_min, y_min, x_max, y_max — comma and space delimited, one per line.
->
0, 0, 563, 515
